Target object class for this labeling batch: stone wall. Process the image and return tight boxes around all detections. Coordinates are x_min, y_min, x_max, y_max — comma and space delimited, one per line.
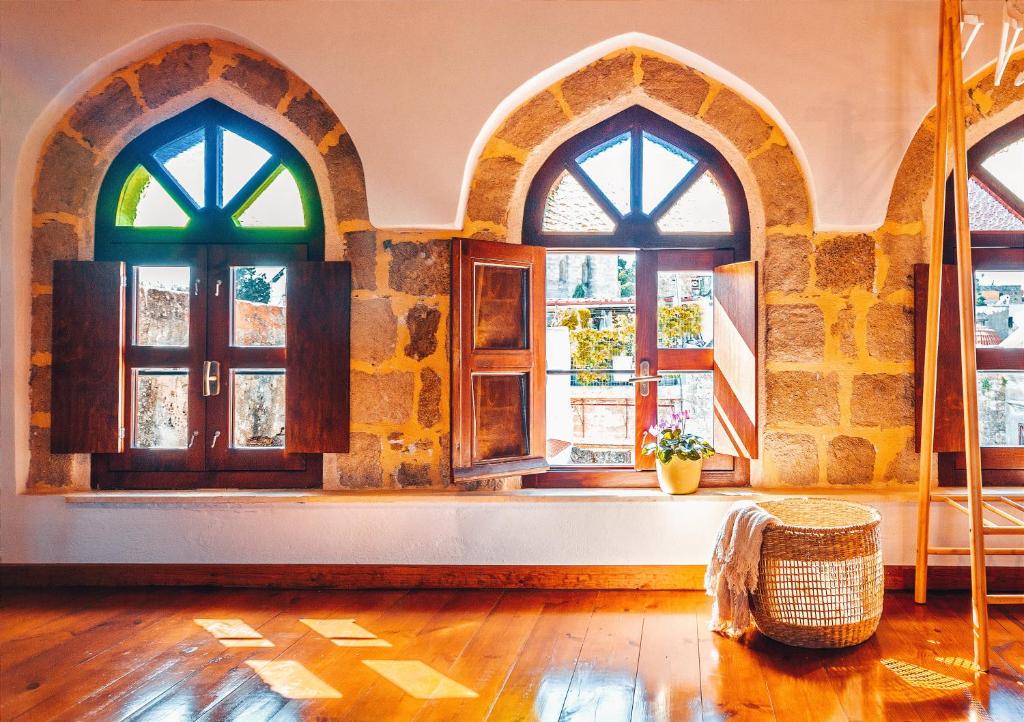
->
28, 39, 450, 491
27, 41, 1024, 492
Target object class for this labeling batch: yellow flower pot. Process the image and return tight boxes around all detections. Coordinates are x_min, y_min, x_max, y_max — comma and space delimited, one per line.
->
655, 457, 703, 495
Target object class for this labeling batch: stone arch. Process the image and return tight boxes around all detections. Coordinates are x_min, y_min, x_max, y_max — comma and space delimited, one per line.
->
462, 47, 813, 247
26, 39, 413, 491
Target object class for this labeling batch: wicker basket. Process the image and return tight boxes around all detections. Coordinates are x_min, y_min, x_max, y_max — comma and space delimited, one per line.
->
750, 498, 883, 649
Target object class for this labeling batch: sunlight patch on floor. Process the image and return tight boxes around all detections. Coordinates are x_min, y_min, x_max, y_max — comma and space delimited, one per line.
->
246, 660, 343, 699
935, 656, 982, 673
363, 660, 479, 699
300, 618, 392, 647
881, 658, 971, 691
194, 618, 274, 647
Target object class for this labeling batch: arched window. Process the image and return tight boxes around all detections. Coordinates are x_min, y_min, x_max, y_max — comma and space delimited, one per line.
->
513, 107, 755, 488
919, 120, 1023, 484
52, 100, 350, 490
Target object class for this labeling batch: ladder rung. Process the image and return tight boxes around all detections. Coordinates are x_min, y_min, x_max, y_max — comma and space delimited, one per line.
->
928, 546, 1024, 555
982, 500, 1024, 527
987, 594, 1024, 605
982, 526, 1024, 535
931, 490, 1024, 502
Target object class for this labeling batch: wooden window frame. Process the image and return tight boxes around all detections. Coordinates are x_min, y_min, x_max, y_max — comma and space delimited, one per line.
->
933, 120, 1024, 485
89, 100, 327, 490
521, 106, 752, 489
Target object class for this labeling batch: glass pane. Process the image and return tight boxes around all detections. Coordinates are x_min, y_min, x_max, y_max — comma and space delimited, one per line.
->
472, 373, 529, 461
232, 370, 286, 449
967, 178, 1024, 231
576, 132, 631, 215
658, 372, 714, 443
116, 165, 190, 228
974, 271, 1023, 348
980, 137, 1024, 204
220, 127, 272, 206
542, 171, 615, 233
135, 266, 190, 347
656, 171, 731, 232
657, 271, 713, 348
978, 372, 1024, 447
232, 266, 286, 347
546, 252, 636, 466
153, 128, 205, 207
545, 371, 634, 465
641, 132, 695, 214
234, 166, 305, 228
474, 264, 527, 349
134, 369, 189, 449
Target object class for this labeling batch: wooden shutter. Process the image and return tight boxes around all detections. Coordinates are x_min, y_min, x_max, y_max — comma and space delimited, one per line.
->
712, 260, 758, 458
914, 264, 964, 452
452, 238, 548, 480
286, 261, 351, 452
51, 261, 125, 453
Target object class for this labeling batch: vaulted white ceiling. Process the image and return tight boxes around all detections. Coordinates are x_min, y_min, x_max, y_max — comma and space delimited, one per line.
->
1, 0, 1019, 232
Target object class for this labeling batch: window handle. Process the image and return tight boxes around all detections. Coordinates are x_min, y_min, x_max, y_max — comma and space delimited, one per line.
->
628, 361, 663, 398
193, 279, 201, 296
203, 360, 221, 397
210, 430, 221, 449
187, 430, 199, 448
214, 280, 222, 297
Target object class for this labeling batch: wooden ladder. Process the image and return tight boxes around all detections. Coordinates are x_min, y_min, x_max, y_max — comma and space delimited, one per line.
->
914, 0, 1024, 672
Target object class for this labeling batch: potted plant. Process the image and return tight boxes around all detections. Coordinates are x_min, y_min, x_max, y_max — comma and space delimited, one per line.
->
641, 410, 715, 494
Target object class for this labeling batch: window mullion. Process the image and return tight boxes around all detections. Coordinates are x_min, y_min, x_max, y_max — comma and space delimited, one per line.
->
221, 155, 281, 217
649, 160, 709, 222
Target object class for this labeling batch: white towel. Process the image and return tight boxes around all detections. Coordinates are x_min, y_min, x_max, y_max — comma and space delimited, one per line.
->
704, 500, 778, 639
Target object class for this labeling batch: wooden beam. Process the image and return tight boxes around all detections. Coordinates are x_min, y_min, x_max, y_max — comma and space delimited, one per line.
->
947, 0, 990, 672
915, 0, 952, 605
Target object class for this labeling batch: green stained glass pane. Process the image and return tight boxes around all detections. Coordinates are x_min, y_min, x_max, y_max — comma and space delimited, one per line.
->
220, 128, 272, 206
153, 128, 205, 207
116, 165, 190, 228
234, 166, 305, 228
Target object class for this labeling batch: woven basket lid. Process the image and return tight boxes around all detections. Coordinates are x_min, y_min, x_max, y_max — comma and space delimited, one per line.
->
756, 498, 880, 531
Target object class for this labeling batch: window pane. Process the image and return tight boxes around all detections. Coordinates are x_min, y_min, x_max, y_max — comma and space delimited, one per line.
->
220, 128, 272, 207
116, 165, 190, 228
576, 132, 631, 215
657, 271, 713, 348
978, 372, 1024, 447
967, 178, 1024, 231
542, 171, 615, 233
135, 266, 190, 347
234, 166, 305, 228
546, 252, 636, 465
153, 128, 205, 208
232, 266, 287, 347
641, 132, 695, 214
980, 137, 1024, 204
975, 271, 1023, 348
134, 369, 189, 449
232, 370, 285, 448
658, 372, 714, 443
656, 171, 731, 232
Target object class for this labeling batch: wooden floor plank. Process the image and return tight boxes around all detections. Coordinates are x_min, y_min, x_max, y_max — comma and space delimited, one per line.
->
485, 591, 598, 722
0, 589, 1020, 722
557, 590, 649, 721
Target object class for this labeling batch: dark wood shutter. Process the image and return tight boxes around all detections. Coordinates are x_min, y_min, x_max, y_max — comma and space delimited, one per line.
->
51, 261, 125, 453
286, 261, 351, 452
712, 260, 758, 458
914, 264, 965, 452
452, 238, 548, 480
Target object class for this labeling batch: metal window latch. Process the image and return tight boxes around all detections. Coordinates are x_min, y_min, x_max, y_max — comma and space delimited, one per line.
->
187, 430, 199, 448
202, 360, 221, 397
214, 280, 222, 297
193, 279, 200, 296
627, 361, 663, 398
210, 430, 221, 449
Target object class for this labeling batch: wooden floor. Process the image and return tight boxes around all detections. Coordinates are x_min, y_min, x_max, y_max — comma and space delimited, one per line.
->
1, 589, 1022, 721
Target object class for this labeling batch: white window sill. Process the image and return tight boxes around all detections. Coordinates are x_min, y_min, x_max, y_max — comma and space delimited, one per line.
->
62, 486, 922, 506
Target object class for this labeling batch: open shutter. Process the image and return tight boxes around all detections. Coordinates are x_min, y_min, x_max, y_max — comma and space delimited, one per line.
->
286, 261, 351, 452
452, 238, 548, 480
712, 260, 758, 458
914, 264, 964, 452
51, 261, 125, 453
